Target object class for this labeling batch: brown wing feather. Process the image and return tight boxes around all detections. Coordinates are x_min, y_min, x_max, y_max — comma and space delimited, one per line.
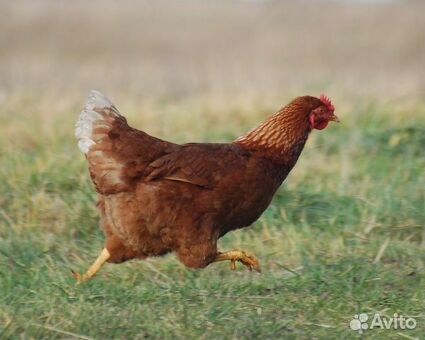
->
144, 144, 249, 188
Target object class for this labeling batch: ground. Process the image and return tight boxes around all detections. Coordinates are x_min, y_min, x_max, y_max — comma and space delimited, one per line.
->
0, 95, 424, 339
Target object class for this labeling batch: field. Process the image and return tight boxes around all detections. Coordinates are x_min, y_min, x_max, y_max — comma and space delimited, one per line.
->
1, 1, 425, 339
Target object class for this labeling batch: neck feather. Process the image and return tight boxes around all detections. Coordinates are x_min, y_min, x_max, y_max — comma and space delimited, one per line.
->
234, 105, 311, 163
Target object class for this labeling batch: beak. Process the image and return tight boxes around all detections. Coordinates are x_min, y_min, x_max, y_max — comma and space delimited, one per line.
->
330, 113, 340, 123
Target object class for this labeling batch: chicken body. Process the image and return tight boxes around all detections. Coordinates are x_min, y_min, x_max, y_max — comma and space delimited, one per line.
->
100, 143, 287, 268
73, 91, 337, 283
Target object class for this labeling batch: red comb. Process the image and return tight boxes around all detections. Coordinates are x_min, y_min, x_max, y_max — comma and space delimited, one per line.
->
320, 94, 335, 111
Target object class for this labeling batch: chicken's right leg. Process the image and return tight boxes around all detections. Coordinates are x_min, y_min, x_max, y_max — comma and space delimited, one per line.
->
72, 248, 110, 285
213, 250, 261, 272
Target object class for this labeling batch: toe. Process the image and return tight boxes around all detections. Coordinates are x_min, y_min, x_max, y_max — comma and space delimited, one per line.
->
244, 255, 261, 273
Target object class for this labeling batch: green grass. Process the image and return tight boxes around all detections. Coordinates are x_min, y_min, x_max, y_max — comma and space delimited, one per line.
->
0, 96, 424, 339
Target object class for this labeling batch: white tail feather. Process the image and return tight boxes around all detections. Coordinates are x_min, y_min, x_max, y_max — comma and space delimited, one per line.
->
75, 90, 120, 154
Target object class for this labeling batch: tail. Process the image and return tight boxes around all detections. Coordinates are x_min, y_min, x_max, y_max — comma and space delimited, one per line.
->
75, 90, 122, 154
75, 90, 173, 194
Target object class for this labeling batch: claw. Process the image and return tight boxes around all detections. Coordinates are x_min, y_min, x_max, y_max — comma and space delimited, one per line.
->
71, 270, 83, 285
240, 253, 261, 273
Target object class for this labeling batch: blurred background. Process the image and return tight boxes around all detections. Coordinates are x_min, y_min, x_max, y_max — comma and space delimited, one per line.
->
1, 0, 424, 103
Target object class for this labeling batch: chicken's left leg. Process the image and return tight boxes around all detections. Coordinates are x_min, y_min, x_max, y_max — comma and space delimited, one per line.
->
72, 248, 110, 285
213, 250, 261, 272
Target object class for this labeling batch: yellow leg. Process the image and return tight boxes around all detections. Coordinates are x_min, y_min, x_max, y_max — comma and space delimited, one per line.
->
72, 248, 110, 285
214, 250, 261, 272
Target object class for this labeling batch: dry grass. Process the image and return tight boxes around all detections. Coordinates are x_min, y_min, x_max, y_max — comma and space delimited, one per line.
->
1, 0, 424, 101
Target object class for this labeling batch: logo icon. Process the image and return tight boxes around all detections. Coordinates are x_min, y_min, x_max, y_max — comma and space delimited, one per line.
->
350, 313, 369, 333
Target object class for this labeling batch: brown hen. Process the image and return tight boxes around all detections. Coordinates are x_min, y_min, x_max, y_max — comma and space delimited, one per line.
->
72, 91, 338, 283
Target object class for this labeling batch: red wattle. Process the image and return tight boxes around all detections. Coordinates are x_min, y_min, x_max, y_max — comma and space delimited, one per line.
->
310, 114, 329, 130
314, 121, 329, 130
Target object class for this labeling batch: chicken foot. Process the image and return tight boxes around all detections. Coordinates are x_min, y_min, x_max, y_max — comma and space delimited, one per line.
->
72, 248, 110, 285
214, 250, 261, 272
